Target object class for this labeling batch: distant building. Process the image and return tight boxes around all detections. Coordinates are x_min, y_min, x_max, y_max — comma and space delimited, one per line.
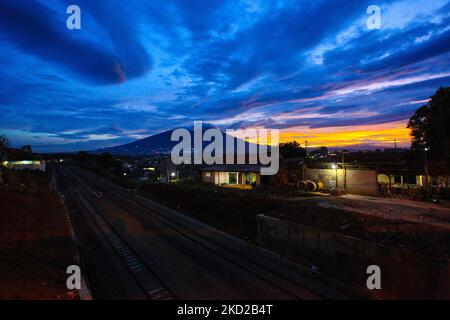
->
303, 162, 378, 195
277, 158, 305, 184
302, 157, 450, 198
158, 157, 198, 183
159, 158, 179, 183
376, 161, 450, 197
198, 164, 262, 189
2, 160, 46, 171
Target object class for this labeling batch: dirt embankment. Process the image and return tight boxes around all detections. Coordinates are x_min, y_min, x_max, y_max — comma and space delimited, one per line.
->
141, 182, 450, 258
0, 170, 77, 299
267, 198, 450, 258
140, 182, 284, 240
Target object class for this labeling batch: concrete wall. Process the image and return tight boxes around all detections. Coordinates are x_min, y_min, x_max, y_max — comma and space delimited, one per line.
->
257, 214, 450, 299
216, 171, 229, 184
202, 171, 261, 186
201, 171, 215, 184
305, 167, 378, 195
200, 171, 231, 184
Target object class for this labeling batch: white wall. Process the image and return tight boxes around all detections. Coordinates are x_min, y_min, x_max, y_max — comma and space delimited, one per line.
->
305, 167, 378, 195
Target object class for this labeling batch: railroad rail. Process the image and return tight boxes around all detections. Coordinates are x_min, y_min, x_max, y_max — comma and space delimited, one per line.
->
65, 166, 348, 299
59, 168, 175, 300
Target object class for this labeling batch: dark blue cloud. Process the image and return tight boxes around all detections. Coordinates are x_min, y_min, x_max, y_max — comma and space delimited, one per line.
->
0, 0, 151, 84
1, 0, 450, 151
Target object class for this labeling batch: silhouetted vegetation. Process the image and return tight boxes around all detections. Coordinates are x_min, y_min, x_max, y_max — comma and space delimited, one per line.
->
140, 182, 282, 240
73, 151, 122, 176
0, 134, 11, 159
408, 87, 450, 161
279, 141, 306, 158
309, 146, 328, 158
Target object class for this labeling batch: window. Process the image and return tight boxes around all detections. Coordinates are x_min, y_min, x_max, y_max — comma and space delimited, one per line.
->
205, 172, 211, 177
229, 172, 237, 184
244, 173, 256, 185
404, 175, 417, 185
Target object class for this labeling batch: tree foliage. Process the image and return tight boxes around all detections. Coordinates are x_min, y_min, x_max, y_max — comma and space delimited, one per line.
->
0, 134, 11, 159
408, 87, 450, 160
279, 141, 306, 158
309, 146, 329, 158
0, 134, 10, 150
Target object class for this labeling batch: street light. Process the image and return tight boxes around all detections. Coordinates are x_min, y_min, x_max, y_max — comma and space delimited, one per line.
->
331, 163, 338, 190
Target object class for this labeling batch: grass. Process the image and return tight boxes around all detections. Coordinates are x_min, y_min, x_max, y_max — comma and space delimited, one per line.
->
140, 181, 284, 240
0, 169, 77, 299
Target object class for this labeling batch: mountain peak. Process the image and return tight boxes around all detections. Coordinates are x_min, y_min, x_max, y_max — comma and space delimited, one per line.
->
94, 125, 257, 156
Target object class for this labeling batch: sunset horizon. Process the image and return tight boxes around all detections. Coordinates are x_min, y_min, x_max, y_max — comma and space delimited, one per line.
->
1, 0, 450, 306
1, 0, 450, 152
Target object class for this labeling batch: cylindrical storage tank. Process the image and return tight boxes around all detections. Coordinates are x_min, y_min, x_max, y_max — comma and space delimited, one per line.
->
315, 180, 324, 191
306, 180, 317, 192
297, 180, 307, 190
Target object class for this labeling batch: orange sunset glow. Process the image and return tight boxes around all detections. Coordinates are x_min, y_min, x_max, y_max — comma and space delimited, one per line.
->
245, 120, 411, 149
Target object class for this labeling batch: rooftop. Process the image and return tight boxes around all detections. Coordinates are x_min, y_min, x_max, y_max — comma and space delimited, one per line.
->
197, 164, 265, 173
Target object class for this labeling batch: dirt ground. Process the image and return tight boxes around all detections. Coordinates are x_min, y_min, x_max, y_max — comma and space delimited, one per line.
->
141, 182, 450, 258
268, 196, 450, 258
338, 194, 450, 224
0, 171, 77, 300
140, 182, 284, 240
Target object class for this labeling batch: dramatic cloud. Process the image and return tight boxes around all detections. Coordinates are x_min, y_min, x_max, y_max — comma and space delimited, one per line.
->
0, 0, 450, 151
0, 0, 151, 84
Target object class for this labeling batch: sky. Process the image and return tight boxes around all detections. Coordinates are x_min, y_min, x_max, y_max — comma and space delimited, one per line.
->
1, 0, 450, 152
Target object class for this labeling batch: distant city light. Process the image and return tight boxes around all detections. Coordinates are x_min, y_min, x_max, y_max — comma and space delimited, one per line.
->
3, 160, 41, 166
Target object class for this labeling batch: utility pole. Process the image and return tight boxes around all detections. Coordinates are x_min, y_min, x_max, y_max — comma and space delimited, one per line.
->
304, 140, 308, 158
165, 159, 170, 183
394, 139, 397, 151
342, 151, 347, 190
424, 147, 430, 200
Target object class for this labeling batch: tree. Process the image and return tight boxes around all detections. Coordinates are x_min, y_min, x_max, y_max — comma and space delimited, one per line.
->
0, 134, 11, 159
98, 152, 114, 164
407, 87, 450, 160
318, 146, 329, 155
309, 146, 329, 158
0, 135, 10, 149
77, 151, 89, 161
279, 141, 306, 158
21, 145, 32, 153
96, 153, 121, 175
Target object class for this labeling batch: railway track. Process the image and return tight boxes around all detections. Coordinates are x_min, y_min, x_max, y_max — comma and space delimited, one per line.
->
65, 166, 348, 300
58, 168, 175, 300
